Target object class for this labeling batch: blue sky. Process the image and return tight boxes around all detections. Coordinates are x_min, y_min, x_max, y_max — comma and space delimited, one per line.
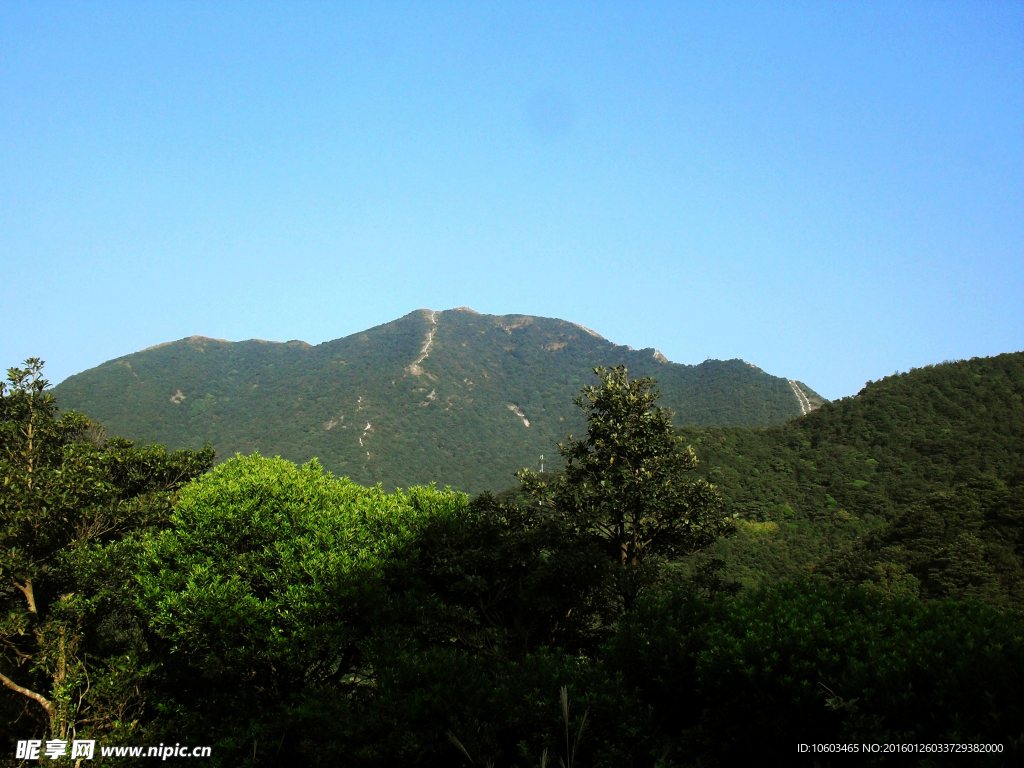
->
2, 1, 1021, 401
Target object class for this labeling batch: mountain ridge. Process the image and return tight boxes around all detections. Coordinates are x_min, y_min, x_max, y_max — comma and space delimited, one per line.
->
52, 308, 826, 493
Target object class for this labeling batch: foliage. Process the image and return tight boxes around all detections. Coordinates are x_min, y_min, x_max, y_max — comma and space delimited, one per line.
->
675, 352, 1024, 598
1, 359, 213, 750
410, 490, 614, 659
605, 581, 1024, 767
51, 310, 817, 494
819, 476, 1024, 609
519, 366, 736, 610
194, 581, 1024, 767
340, 581, 1024, 767
8, 350, 1024, 766
282, 646, 647, 768
129, 454, 468, 754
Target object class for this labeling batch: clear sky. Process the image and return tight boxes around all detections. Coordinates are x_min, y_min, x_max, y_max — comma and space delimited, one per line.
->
2, 2, 1021, 401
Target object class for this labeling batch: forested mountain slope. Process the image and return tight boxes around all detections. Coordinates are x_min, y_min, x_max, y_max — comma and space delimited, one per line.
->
52, 308, 823, 493
678, 351, 1024, 604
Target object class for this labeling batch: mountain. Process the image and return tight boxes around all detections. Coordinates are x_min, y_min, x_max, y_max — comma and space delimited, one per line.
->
671, 351, 1024, 606
51, 308, 825, 493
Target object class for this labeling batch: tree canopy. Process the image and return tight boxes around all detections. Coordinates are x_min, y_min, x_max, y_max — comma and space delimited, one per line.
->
520, 366, 736, 608
1, 359, 214, 742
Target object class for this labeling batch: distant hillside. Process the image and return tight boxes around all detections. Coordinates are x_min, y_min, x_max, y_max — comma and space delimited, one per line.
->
52, 308, 823, 493
674, 351, 1024, 606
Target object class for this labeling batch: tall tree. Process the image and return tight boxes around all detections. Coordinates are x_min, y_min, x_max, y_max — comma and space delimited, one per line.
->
520, 366, 735, 609
1, 359, 214, 742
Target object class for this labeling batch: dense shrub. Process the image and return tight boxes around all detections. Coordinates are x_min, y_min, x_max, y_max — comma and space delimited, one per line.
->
606, 581, 1024, 766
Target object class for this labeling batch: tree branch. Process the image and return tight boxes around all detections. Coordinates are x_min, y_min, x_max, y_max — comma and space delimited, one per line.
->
15, 580, 38, 614
0, 670, 54, 718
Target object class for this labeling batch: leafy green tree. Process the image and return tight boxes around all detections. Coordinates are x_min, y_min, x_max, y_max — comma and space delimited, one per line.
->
129, 454, 468, 756
520, 366, 735, 610
1, 358, 213, 744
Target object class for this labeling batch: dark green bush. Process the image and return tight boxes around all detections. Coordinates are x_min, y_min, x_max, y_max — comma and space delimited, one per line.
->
606, 581, 1024, 766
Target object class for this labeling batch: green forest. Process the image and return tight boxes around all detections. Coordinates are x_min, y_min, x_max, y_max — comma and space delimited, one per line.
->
3, 352, 1023, 767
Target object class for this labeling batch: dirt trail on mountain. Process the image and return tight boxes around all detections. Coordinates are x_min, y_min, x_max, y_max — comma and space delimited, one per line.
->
408, 310, 438, 375
788, 380, 813, 416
